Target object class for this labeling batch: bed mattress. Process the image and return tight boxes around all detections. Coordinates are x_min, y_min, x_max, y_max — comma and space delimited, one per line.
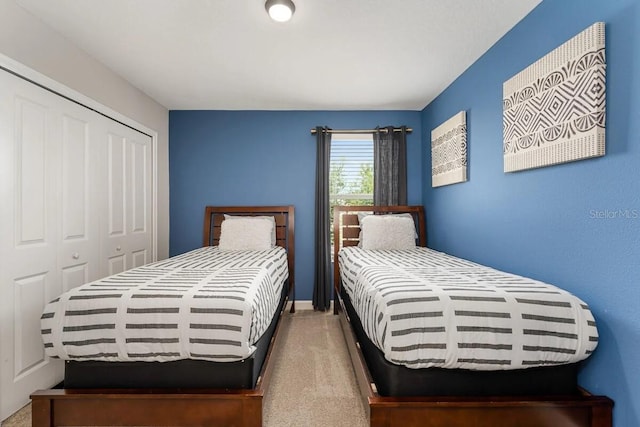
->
62, 282, 289, 389
338, 246, 598, 371
41, 246, 289, 363
340, 286, 580, 397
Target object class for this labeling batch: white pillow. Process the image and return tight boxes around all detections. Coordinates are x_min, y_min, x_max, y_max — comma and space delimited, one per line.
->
218, 217, 274, 250
360, 215, 416, 250
224, 214, 276, 246
358, 212, 418, 239
357, 212, 418, 247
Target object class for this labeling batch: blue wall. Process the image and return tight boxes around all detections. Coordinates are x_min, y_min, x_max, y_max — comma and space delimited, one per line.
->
421, 0, 639, 425
169, 110, 422, 301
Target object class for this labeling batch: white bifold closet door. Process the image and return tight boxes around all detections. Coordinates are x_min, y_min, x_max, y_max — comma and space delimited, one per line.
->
0, 68, 153, 420
102, 120, 153, 274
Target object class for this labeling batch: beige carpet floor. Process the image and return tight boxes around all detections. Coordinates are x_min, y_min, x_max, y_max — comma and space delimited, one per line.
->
0, 404, 30, 427
1, 309, 367, 427
263, 309, 367, 427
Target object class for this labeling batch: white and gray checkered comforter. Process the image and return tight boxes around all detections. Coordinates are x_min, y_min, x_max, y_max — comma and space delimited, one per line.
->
339, 246, 598, 370
41, 246, 288, 362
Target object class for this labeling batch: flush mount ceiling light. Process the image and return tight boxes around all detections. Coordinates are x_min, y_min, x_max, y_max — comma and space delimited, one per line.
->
265, 0, 295, 22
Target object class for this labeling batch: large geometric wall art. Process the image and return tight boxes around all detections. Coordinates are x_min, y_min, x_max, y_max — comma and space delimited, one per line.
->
431, 111, 467, 187
503, 22, 605, 173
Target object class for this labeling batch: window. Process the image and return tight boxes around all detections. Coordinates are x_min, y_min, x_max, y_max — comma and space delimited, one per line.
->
330, 133, 374, 205
329, 133, 374, 248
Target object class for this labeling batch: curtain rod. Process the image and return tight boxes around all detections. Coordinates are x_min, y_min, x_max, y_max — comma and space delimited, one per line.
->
310, 127, 412, 135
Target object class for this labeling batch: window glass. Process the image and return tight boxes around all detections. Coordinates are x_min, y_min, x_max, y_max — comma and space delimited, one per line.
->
329, 133, 374, 250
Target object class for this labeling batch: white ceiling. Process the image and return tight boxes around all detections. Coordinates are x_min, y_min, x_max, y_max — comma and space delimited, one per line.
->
16, 0, 541, 111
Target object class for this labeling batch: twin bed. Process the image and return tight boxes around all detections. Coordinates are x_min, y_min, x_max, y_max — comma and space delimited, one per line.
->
31, 205, 295, 427
333, 205, 613, 427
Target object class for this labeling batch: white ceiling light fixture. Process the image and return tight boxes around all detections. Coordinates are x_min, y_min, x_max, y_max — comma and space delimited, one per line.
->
265, 0, 295, 22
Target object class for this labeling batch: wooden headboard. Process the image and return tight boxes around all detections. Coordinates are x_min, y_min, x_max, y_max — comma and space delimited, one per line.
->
202, 205, 295, 311
332, 205, 426, 312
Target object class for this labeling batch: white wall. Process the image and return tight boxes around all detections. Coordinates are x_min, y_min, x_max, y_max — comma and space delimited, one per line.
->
0, 0, 170, 260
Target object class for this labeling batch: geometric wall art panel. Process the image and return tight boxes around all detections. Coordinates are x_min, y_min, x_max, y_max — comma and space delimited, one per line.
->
503, 22, 605, 172
431, 111, 467, 187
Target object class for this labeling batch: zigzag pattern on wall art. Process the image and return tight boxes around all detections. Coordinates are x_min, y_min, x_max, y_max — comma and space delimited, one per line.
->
431, 111, 467, 187
503, 22, 606, 172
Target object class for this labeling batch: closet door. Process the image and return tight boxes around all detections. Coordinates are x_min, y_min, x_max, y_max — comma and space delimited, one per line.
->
102, 121, 153, 275
0, 67, 152, 420
58, 101, 103, 290
0, 73, 64, 419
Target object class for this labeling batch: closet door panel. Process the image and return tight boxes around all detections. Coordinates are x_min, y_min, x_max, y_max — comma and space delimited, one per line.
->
103, 122, 152, 273
0, 75, 63, 420
60, 125, 94, 291
14, 274, 49, 375
9, 93, 61, 329
105, 130, 127, 274
128, 132, 152, 268
107, 255, 126, 275
132, 249, 148, 268
15, 97, 51, 245
58, 106, 102, 286
11, 99, 58, 376
61, 115, 89, 240
107, 131, 126, 238
61, 263, 89, 293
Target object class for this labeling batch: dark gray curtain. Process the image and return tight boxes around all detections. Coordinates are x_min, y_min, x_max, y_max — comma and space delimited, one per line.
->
313, 127, 332, 311
373, 126, 408, 206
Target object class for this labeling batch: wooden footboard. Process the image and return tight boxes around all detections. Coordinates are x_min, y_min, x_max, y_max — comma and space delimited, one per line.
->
337, 296, 614, 427
368, 392, 613, 427
31, 388, 263, 427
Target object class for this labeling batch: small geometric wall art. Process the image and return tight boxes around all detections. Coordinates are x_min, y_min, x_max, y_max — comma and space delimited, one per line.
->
431, 111, 467, 187
503, 22, 606, 173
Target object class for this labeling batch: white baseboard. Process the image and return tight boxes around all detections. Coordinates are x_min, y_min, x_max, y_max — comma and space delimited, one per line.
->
286, 300, 333, 311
